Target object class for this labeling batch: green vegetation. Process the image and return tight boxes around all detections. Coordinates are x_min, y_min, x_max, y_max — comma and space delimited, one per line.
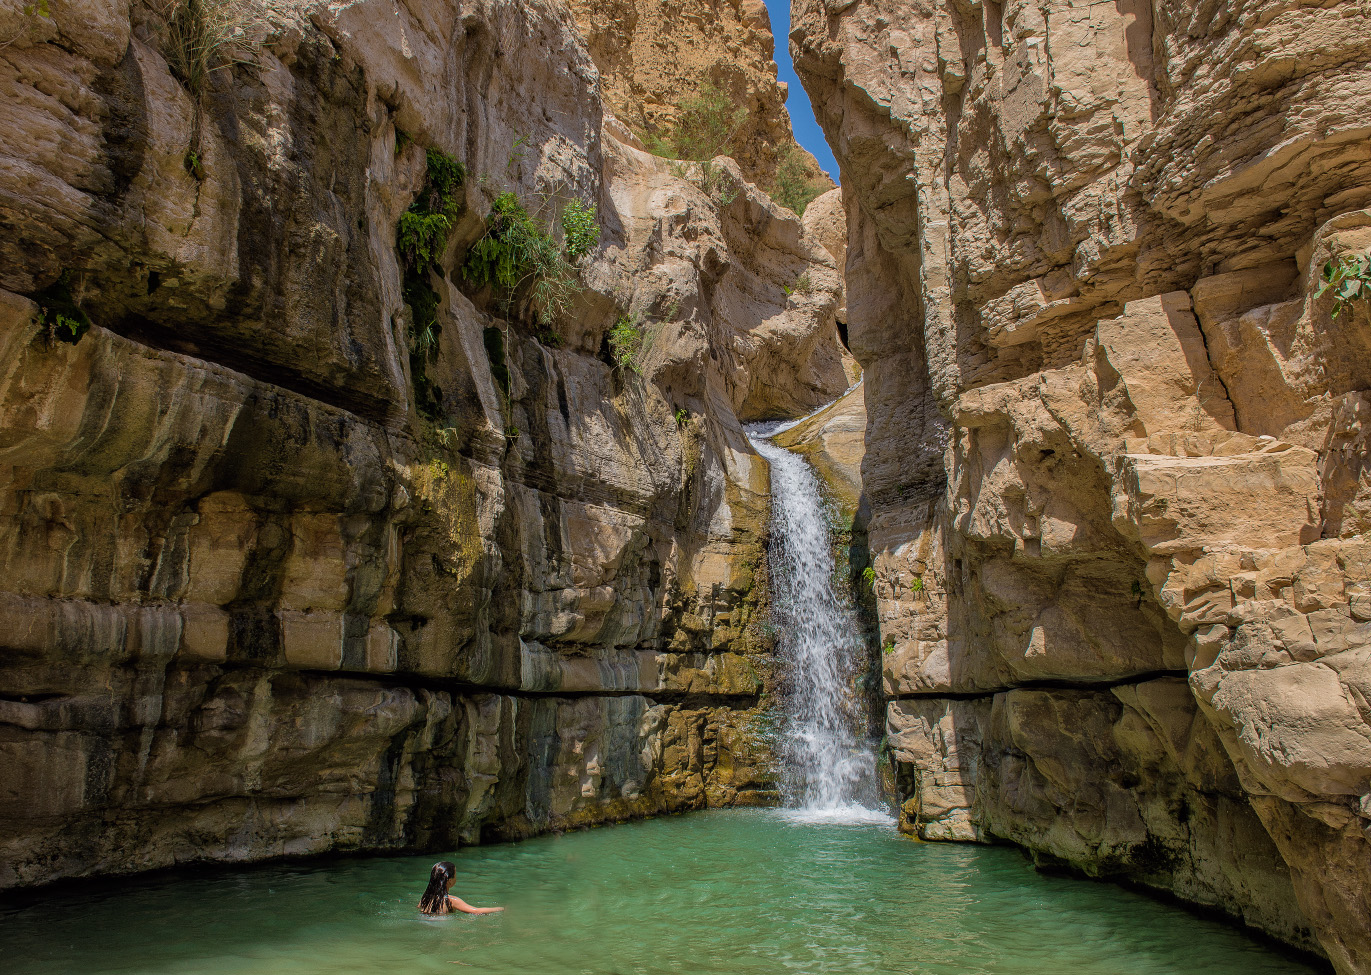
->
152, 0, 252, 96
22, 1, 50, 18
1317, 251, 1371, 320
910, 576, 925, 594
643, 81, 747, 162
183, 149, 206, 180
669, 158, 738, 207
882, 639, 896, 655
698, 161, 737, 206
608, 311, 646, 373
767, 145, 826, 217
560, 199, 600, 262
398, 148, 466, 275
34, 272, 91, 345
861, 566, 876, 592
783, 273, 813, 297
463, 191, 586, 332
674, 407, 689, 427
397, 148, 466, 420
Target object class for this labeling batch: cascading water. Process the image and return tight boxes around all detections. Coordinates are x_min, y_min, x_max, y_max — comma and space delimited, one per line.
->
748, 422, 885, 821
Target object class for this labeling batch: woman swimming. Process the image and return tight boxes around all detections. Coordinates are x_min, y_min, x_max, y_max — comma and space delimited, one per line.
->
417, 860, 504, 915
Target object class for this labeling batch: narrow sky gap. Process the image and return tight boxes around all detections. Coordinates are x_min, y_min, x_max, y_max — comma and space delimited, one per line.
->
764, 0, 841, 183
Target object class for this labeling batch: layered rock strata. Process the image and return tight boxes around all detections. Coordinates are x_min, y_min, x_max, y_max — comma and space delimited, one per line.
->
793, 0, 1371, 969
564, 0, 831, 190
0, 0, 851, 887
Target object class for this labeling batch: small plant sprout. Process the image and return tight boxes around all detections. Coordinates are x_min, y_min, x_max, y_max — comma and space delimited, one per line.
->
882, 639, 896, 655
1317, 251, 1371, 320
506, 133, 530, 176
910, 576, 925, 594
674, 408, 689, 426
861, 566, 876, 592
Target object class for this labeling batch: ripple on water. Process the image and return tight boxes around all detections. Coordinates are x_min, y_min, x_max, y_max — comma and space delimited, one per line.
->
0, 809, 1324, 975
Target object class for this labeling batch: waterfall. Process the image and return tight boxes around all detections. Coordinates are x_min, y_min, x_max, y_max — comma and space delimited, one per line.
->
748, 424, 885, 822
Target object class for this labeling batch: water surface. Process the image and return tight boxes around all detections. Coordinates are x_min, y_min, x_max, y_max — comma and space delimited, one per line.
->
0, 810, 1320, 975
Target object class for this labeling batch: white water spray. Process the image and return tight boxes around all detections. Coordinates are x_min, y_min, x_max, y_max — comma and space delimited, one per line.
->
748, 423, 885, 823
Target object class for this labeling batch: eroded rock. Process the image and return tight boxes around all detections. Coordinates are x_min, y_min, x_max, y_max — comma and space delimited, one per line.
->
793, 0, 1371, 967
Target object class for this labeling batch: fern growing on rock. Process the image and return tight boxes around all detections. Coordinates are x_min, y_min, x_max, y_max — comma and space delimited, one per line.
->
463, 191, 590, 331
397, 148, 466, 420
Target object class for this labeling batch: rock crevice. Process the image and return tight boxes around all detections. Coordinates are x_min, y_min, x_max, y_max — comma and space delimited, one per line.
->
0, 0, 851, 887
792, 0, 1371, 969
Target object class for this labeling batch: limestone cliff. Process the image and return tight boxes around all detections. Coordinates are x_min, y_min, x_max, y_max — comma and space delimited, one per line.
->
792, 0, 1371, 970
0, 0, 850, 887
563, 0, 831, 192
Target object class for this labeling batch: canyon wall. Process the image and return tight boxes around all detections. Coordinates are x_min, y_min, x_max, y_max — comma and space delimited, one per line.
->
792, 0, 1371, 970
563, 0, 831, 190
0, 0, 851, 887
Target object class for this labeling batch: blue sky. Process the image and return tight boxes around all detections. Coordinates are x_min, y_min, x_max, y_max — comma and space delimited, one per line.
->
764, 0, 840, 183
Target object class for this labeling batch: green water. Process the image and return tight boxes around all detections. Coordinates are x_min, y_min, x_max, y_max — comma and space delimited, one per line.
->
0, 810, 1321, 975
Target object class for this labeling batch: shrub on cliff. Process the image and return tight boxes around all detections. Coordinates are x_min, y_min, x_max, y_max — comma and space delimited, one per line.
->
608, 312, 645, 373
644, 81, 747, 162
560, 199, 600, 262
767, 146, 825, 218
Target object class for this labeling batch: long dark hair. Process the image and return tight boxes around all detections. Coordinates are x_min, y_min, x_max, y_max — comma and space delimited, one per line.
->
419, 860, 456, 914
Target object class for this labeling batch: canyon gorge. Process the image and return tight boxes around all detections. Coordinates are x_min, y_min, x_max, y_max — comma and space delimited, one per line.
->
0, 0, 1369, 973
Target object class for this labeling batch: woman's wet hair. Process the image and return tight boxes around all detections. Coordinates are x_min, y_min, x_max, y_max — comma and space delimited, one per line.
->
419, 860, 457, 914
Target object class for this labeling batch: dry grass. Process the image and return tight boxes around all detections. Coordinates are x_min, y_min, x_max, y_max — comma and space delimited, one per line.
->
150, 0, 257, 95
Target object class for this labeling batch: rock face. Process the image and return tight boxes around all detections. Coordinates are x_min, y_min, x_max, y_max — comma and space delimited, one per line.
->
773, 382, 866, 519
793, 0, 1371, 969
0, 0, 852, 887
563, 0, 831, 190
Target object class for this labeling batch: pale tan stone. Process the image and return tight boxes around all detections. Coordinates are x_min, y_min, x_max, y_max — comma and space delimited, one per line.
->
794, 0, 1371, 964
